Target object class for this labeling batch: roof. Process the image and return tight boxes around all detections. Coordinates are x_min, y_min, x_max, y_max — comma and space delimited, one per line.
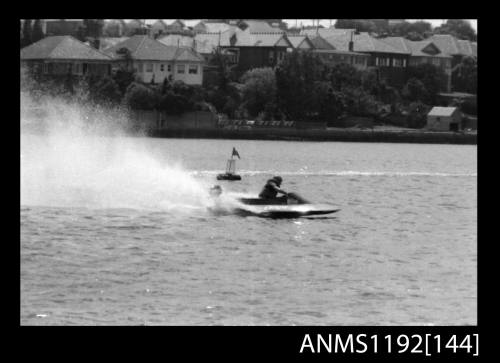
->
378, 37, 452, 58
195, 22, 235, 33
287, 35, 314, 49
194, 31, 235, 53
100, 37, 130, 51
103, 35, 204, 62
194, 30, 292, 51
21, 35, 113, 61
300, 27, 356, 38
428, 106, 459, 117
313, 49, 370, 56
234, 32, 292, 47
158, 34, 195, 48
240, 20, 284, 33
323, 32, 408, 54
308, 35, 336, 50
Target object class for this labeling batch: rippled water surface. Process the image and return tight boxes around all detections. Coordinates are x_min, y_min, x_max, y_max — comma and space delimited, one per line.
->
21, 137, 477, 325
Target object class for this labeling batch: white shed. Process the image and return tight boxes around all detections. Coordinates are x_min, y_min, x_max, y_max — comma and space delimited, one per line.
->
426, 107, 462, 131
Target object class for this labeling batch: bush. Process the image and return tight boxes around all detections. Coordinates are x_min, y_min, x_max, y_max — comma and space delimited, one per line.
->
158, 91, 192, 115
406, 102, 430, 128
240, 67, 276, 118
123, 82, 158, 110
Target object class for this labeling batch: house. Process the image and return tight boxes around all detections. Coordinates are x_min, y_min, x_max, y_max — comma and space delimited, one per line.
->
103, 35, 205, 85
20, 35, 113, 77
150, 20, 169, 38
302, 27, 410, 86
313, 49, 370, 70
378, 36, 453, 91
194, 29, 292, 74
426, 106, 462, 131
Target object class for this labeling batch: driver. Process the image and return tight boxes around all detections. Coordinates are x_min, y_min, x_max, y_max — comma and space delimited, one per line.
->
258, 176, 288, 199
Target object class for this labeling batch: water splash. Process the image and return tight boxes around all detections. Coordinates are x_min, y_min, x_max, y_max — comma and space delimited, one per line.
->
20, 94, 211, 211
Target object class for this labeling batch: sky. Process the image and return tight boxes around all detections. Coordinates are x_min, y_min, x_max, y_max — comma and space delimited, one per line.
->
144, 19, 477, 32
282, 19, 477, 31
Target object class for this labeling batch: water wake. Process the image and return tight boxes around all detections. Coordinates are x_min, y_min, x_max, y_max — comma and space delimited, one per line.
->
191, 170, 477, 177
20, 94, 211, 212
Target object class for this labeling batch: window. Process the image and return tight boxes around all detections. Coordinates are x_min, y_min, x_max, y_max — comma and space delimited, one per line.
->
393, 58, 404, 67
269, 51, 275, 63
74, 63, 82, 75
160, 64, 165, 72
433, 58, 440, 66
177, 64, 185, 74
43, 63, 49, 74
146, 63, 153, 72
188, 64, 198, 74
137, 62, 143, 72
168, 64, 172, 72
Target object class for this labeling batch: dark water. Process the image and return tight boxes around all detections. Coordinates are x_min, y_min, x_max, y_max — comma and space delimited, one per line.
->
20, 137, 477, 325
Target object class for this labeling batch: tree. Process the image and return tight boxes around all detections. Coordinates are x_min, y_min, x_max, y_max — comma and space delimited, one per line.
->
452, 56, 477, 94
406, 63, 447, 104
389, 21, 433, 40
276, 50, 329, 121
434, 19, 476, 41
240, 67, 277, 118
112, 68, 136, 96
31, 19, 44, 43
158, 91, 191, 115
21, 19, 32, 48
123, 83, 159, 110
402, 78, 429, 103
90, 76, 122, 105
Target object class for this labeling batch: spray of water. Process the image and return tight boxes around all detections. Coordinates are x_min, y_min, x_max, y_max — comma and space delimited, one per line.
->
20, 92, 211, 212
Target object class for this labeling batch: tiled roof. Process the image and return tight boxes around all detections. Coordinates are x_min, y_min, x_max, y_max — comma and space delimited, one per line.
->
313, 49, 370, 56
235, 32, 290, 47
323, 32, 408, 54
21, 35, 113, 61
103, 35, 203, 62
194, 30, 235, 53
429, 34, 477, 57
241, 20, 284, 33
198, 22, 235, 34
287, 35, 313, 49
428, 106, 459, 117
158, 34, 195, 48
100, 37, 130, 51
378, 37, 451, 58
403, 39, 451, 58
300, 27, 356, 38
194, 30, 291, 50
429, 34, 460, 55
308, 35, 336, 50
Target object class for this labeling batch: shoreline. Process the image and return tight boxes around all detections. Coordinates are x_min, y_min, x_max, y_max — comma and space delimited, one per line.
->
149, 128, 477, 145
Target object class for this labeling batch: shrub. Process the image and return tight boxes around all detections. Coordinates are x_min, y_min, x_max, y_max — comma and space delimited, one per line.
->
123, 82, 158, 110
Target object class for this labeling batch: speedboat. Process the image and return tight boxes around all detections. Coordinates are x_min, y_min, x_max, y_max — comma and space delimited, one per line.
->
235, 192, 340, 218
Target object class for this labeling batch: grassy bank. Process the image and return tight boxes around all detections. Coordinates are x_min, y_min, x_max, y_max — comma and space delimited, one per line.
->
149, 127, 477, 145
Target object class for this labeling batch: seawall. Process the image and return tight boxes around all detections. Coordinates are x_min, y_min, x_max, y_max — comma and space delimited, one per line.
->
148, 128, 477, 145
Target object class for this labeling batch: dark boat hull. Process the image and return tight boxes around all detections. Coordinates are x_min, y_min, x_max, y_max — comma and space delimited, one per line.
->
235, 194, 339, 218
217, 173, 241, 181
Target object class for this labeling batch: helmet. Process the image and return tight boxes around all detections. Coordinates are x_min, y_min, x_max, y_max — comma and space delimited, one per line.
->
273, 176, 283, 184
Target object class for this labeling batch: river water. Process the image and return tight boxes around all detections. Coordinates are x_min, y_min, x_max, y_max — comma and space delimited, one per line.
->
20, 128, 477, 325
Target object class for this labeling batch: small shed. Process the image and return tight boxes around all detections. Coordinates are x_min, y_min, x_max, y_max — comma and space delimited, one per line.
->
426, 107, 462, 131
